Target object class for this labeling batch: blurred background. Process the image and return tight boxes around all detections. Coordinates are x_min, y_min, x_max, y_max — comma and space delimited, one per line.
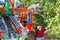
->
19, 0, 60, 40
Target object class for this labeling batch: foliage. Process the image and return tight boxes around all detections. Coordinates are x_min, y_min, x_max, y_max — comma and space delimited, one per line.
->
19, 0, 60, 38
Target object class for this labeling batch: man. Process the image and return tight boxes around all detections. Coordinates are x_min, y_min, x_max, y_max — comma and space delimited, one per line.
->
13, 0, 23, 17
36, 26, 47, 40
28, 3, 41, 13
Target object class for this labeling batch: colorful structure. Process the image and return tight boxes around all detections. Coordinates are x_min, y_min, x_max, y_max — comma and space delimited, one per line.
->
0, 0, 35, 40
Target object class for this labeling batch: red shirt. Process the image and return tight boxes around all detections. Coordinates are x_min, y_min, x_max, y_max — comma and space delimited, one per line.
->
36, 28, 46, 38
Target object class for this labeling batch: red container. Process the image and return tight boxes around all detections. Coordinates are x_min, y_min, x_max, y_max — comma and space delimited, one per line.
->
0, 30, 2, 38
26, 24, 32, 31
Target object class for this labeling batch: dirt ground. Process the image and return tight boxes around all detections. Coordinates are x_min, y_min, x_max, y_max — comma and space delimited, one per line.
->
45, 39, 60, 40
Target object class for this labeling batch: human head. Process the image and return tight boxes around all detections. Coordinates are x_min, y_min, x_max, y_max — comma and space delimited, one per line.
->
36, 3, 41, 8
37, 26, 42, 30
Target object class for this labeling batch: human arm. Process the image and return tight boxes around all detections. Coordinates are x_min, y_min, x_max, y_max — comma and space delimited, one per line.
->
44, 27, 48, 34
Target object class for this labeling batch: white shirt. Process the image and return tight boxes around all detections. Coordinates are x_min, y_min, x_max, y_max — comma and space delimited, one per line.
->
28, 3, 41, 12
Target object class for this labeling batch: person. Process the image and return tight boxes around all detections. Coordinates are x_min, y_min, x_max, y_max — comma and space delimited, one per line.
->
28, 3, 41, 13
13, 0, 23, 17
36, 26, 47, 40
